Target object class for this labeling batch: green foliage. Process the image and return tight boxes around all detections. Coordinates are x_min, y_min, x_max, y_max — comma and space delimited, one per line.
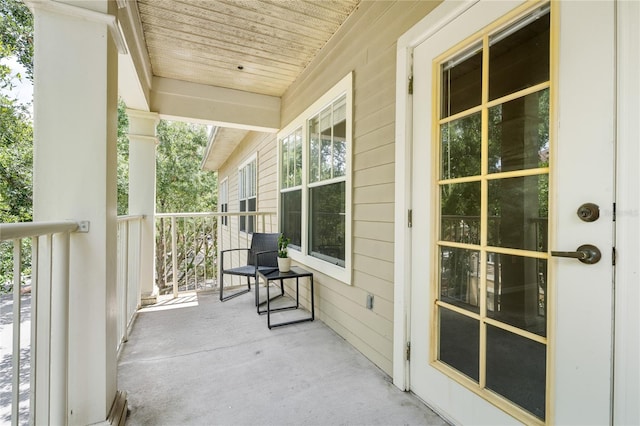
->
156, 120, 217, 213
0, 0, 33, 86
277, 234, 289, 258
154, 121, 218, 293
117, 101, 129, 215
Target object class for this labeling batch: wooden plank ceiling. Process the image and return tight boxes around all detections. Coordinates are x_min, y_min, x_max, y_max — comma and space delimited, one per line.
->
137, 0, 361, 97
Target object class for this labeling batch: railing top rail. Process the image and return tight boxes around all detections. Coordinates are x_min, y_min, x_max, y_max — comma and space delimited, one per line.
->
0, 220, 80, 241
155, 211, 276, 218
117, 214, 146, 222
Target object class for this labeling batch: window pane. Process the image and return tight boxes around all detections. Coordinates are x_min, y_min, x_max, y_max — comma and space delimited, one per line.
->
487, 253, 547, 336
489, 9, 550, 100
294, 129, 302, 186
309, 181, 345, 265
309, 116, 320, 183
281, 190, 302, 248
281, 135, 289, 188
441, 181, 481, 245
441, 43, 482, 118
439, 247, 480, 313
487, 175, 548, 252
439, 308, 479, 382
240, 199, 246, 232
440, 112, 481, 179
247, 197, 256, 234
321, 108, 332, 181
486, 325, 546, 420
488, 89, 549, 173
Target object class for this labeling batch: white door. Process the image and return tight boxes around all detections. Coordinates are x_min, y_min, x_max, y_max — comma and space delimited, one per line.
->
409, 1, 615, 425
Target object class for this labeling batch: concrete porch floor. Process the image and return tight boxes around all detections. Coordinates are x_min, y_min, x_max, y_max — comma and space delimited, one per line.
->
118, 290, 448, 425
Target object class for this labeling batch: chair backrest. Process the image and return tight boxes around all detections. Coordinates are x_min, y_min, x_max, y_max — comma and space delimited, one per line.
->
248, 233, 279, 267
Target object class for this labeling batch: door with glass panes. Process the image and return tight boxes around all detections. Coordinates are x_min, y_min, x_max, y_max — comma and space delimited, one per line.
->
410, 1, 615, 425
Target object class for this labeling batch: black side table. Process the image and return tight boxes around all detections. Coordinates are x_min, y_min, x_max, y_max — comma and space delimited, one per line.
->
256, 266, 314, 329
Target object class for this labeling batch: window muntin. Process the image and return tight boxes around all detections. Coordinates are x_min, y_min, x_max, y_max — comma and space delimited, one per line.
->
239, 157, 256, 234
277, 73, 352, 284
220, 178, 228, 226
434, 5, 550, 421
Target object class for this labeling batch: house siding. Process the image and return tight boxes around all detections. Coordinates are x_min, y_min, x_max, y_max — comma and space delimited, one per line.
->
277, 1, 442, 375
216, 1, 441, 375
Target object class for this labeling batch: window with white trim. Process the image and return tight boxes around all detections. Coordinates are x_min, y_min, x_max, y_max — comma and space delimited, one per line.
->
278, 73, 352, 284
239, 156, 257, 234
219, 178, 228, 226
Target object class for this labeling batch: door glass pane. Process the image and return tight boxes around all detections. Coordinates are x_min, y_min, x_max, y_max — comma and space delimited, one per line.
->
488, 89, 549, 173
489, 9, 550, 100
441, 182, 481, 245
439, 247, 480, 313
441, 112, 482, 179
439, 308, 479, 382
441, 42, 482, 118
486, 325, 546, 420
486, 253, 547, 336
487, 175, 548, 252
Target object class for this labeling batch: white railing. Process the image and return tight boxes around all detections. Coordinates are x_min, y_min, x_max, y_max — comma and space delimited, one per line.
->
0, 220, 84, 426
116, 215, 144, 353
155, 212, 277, 297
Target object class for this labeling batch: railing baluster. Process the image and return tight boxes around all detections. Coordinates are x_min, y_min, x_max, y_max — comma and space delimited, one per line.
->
30, 236, 39, 423
12, 239, 22, 426
171, 216, 178, 298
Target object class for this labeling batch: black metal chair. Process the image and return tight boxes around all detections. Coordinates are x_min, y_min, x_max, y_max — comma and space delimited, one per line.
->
219, 232, 279, 302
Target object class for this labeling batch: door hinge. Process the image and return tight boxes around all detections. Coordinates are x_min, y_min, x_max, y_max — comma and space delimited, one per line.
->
408, 75, 413, 95
408, 209, 413, 228
612, 247, 616, 266
405, 341, 411, 361
612, 202, 616, 222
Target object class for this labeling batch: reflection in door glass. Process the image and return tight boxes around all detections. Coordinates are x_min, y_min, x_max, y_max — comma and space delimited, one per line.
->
486, 253, 547, 336
441, 43, 482, 118
488, 89, 549, 173
439, 247, 480, 313
486, 325, 546, 419
441, 182, 481, 245
441, 112, 482, 179
489, 8, 550, 101
487, 175, 548, 252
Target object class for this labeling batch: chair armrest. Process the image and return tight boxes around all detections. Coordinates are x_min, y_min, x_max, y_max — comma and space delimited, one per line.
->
220, 248, 250, 270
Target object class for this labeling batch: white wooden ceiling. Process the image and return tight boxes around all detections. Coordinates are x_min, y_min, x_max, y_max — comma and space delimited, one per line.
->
137, 0, 361, 97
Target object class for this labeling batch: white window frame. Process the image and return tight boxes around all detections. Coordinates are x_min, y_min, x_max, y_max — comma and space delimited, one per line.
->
219, 177, 228, 227
278, 72, 353, 285
238, 154, 257, 234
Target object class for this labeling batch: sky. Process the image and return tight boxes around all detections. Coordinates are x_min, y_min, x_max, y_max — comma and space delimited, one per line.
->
0, 55, 33, 113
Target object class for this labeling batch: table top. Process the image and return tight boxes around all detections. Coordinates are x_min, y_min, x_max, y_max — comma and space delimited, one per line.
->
257, 266, 312, 280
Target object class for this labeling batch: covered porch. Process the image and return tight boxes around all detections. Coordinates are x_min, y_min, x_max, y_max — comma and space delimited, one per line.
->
118, 291, 446, 425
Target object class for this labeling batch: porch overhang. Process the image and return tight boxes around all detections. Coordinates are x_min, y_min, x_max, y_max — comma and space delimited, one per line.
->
201, 126, 250, 172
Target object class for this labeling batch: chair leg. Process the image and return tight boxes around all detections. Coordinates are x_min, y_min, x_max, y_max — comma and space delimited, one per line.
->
220, 273, 251, 302
280, 278, 284, 296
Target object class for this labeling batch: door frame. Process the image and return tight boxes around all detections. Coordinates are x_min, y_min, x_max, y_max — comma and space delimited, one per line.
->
393, 0, 639, 424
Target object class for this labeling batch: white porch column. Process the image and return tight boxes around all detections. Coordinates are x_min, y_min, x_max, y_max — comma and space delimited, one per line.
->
126, 109, 159, 305
30, 0, 121, 424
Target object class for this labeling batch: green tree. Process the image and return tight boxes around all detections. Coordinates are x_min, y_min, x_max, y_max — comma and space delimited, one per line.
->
154, 121, 218, 293
0, 0, 33, 291
117, 101, 129, 215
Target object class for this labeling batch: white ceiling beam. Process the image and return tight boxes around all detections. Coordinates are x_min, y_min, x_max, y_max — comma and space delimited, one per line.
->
150, 76, 281, 132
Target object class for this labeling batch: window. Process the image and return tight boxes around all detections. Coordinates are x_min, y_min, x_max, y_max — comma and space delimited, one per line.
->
308, 95, 347, 265
239, 156, 257, 234
434, 6, 550, 421
219, 178, 228, 226
278, 73, 352, 283
280, 128, 302, 249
